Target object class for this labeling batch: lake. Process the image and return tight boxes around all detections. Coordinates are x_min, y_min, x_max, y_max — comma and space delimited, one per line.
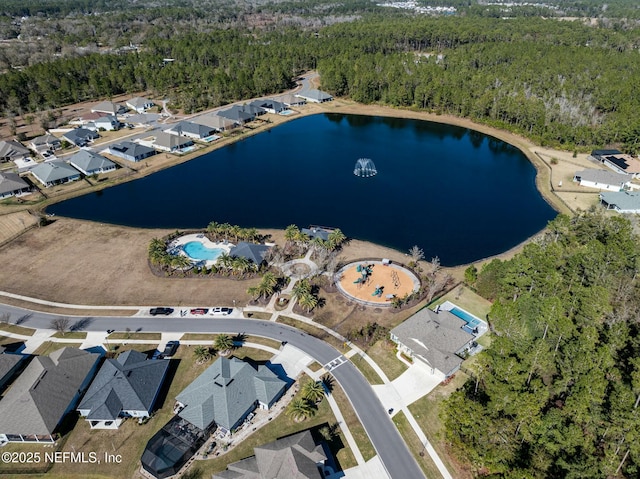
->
48, 113, 557, 266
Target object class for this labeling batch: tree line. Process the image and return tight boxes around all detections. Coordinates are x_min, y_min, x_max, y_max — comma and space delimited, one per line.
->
443, 211, 640, 478
2, 16, 640, 149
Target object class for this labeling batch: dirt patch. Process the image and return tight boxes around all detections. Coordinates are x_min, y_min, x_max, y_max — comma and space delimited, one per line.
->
338, 262, 418, 305
0, 218, 260, 306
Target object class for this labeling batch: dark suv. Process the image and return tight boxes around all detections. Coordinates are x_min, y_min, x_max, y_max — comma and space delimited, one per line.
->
149, 307, 174, 316
162, 341, 179, 357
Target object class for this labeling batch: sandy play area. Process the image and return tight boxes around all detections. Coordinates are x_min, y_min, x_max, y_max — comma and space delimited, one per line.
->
336, 261, 420, 306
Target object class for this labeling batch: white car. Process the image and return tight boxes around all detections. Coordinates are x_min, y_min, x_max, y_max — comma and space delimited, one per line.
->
211, 307, 233, 316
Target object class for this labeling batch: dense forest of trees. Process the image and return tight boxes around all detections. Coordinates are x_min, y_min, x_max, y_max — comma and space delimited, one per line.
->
3, 16, 640, 150
444, 211, 640, 478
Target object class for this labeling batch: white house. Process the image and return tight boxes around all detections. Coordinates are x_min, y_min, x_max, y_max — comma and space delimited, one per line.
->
90, 115, 120, 132
0, 140, 31, 163
573, 169, 632, 192
126, 97, 155, 113
68, 150, 117, 175
91, 101, 126, 116
30, 160, 81, 187
0, 171, 31, 199
152, 132, 194, 153
105, 141, 157, 162
167, 121, 217, 140
295, 89, 333, 103
600, 191, 640, 214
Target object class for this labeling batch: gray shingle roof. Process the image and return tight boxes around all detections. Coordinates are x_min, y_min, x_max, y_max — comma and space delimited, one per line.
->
296, 90, 333, 102
127, 97, 154, 109
0, 140, 30, 159
68, 150, 116, 174
0, 348, 100, 436
600, 191, 640, 212
229, 242, 270, 264
153, 131, 194, 150
77, 350, 169, 421
31, 160, 81, 185
63, 128, 99, 145
169, 121, 215, 138
107, 141, 156, 161
574, 169, 631, 187
250, 99, 286, 112
217, 106, 254, 123
391, 308, 473, 376
213, 430, 326, 479
0, 353, 23, 389
0, 171, 29, 196
193, 114, 236, 130
91, 101, 122, 115
30, 134, 61, 150
176, 357, 285, 431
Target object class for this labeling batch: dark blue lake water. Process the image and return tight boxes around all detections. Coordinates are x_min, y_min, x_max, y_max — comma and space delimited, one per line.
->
49, 113, 556, 266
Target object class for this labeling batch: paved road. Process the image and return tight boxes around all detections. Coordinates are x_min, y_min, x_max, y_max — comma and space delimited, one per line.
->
0, 303, 425, 479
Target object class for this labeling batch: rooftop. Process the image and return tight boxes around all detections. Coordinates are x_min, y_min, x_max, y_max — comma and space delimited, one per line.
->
31, 160, 80, 183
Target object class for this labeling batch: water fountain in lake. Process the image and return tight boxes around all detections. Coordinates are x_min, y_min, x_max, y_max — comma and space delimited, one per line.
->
353, 158, 377, 178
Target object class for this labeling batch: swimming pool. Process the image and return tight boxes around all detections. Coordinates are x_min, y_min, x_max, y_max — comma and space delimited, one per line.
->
182, 241, 225, 261
449, 306, 483, 329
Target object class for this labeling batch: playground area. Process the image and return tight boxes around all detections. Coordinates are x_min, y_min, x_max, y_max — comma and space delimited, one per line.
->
335, 260, 420, 306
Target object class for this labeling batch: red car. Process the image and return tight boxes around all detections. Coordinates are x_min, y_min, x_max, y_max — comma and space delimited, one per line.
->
190, 308, 209, 315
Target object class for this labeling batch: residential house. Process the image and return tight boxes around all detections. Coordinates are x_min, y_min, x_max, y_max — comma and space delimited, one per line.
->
573, 169, 632, 192
295, 90, 333, 103
127, 113, 160, 127
277, 93, 306, 107
29, 134, 62, 154
0, 140, 31, 163
69, 111, 108, 126
152, 132, 194, 153
91, 101, 126, 116
30, 160, 81, 187
250, 99, 287, 114
390, 307, 475, 378
0, 348, 100, 443
77, 350, 169, 429
87, 115, 120, 132
217, 105, 257, 125
590, 149, 640, 178
229, 242, 271, 266
167, 121, 217, 140
176, 356, 287, 433
68, 150, 116, 176
63, 128, 99, 147
212, 430, 327, 479
192, 114, 236, 132
126, 97, 155, 113
301, 226, 333, 241
0, 351, 24, 393
0, 171, 31, 199
600, 191, 640, 213
105, 141, 156, 162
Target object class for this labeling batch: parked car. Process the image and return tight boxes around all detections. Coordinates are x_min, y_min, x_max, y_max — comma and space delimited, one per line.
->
190, 308, 209, 315
162, 341, 179, 357
211, 307, 233, 316
150, 307, 174, 316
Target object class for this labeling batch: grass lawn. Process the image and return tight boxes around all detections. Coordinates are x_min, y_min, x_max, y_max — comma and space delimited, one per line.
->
230, 347, 275, 363
430, 285, 492, 320
277, 316, 346, 351
307, 361, 323, 372
364, 340, 407, 381
52, 331, 87, 339
108, 332, 161, 341
33, 341, 83, 356
107, 343, 159, 356
195, 373, 358, 476
241, 335, 282, 350
0, 322, 36, 336
349, 354, 384, 385
330, 381, 376, 462
244, 311, 272, 320
392, 410, 443, 479
181, 333, 216, 341
408, 373, 474, 479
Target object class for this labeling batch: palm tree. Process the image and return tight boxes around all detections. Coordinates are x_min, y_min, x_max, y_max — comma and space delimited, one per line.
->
194, 346, 212, 364
220, 223, 232, 240
311, 236, 328, 254
207, 221, 221, 240
301, 380, 325, 403
297, 292, 319, 313
262, 271, 278, 288
291, 279, 311, 300
149, 238, 166, 255
230, 224, 241, 242
327, 229, 346, 250
286, 398, 316, 422
217, 252, 233, 272
170, 254, 192, 270
214, 334, 234, 356
231, 256, 252, 275
244, 227, 259, 242
247, 285, 261, 300
284, 224, 300, 243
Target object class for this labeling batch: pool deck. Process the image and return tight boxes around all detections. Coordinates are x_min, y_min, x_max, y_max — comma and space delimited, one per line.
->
439, 300, 489, 338
169, 234, 233, 267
